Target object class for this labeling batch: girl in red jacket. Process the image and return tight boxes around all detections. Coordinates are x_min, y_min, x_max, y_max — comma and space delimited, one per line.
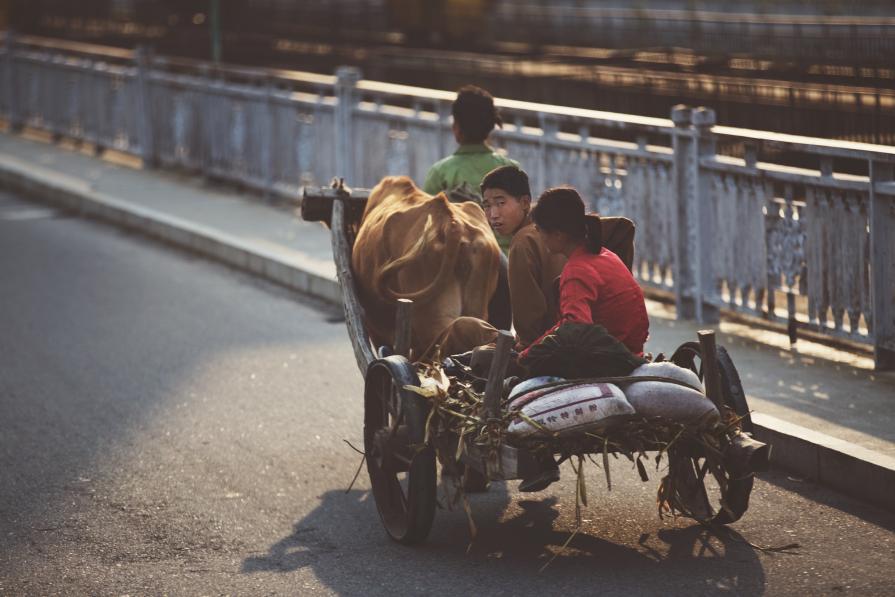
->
524, 186, 649, 357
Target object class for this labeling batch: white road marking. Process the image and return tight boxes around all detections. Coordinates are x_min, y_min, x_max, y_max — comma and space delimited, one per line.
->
0, 207, 60, 221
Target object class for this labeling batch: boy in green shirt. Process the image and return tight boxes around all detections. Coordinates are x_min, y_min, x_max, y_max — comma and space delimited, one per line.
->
421, 85, 514, 339
423, 85, 518, 254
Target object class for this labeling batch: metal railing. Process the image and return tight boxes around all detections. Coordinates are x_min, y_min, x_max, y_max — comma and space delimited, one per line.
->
2, 32, 894, 369
494, 3, 895, 66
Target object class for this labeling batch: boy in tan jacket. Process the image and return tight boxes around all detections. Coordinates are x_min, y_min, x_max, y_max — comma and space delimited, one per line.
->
481, 166, 566, 349
481, 166, 637, 352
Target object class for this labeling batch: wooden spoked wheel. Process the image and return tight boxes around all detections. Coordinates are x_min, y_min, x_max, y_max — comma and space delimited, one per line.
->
364, 356, 436, 544
667, 342, 755, 524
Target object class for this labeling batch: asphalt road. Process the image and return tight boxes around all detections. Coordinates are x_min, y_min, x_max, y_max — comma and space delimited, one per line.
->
1, 190, 893, 596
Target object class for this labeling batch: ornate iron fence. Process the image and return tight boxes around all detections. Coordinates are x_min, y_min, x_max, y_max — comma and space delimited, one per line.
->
2, 32, 894, 369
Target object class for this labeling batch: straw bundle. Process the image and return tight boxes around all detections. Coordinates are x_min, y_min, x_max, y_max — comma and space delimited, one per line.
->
406, 362, 747, 529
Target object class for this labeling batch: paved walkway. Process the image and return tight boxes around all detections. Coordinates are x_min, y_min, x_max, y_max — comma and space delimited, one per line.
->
2, 131, 894, 461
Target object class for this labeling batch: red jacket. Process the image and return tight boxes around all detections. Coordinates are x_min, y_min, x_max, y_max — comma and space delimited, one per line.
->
521, 246, 649, 357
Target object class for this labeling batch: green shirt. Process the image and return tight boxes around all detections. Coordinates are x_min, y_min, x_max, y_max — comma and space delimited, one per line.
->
422, 143, 518, 253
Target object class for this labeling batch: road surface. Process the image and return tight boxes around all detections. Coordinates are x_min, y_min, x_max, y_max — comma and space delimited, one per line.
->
1, 191, 893, 595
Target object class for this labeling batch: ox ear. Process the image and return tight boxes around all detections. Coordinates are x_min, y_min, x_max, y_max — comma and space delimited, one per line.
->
425, 192, 454, 212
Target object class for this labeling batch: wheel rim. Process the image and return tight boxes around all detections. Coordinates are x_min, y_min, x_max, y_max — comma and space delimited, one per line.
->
364, 359, 435, 543
668, 343, 755, 524
666, 445, 754, 524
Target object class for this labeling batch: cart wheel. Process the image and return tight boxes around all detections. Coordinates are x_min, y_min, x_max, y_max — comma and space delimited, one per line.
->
667, 342, 754, 524
364, 356, 436, 544
669, 342, 752, 433
665, 444, 754, 525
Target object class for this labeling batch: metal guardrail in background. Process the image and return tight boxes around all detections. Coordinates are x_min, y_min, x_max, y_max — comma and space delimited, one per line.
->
1, 32, 894, 370
494, 3, 895, 67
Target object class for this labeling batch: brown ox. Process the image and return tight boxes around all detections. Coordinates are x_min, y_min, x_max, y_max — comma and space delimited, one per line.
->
352, 176, 501, 360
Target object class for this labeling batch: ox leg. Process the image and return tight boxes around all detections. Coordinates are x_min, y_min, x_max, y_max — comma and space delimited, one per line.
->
411, 284, 462, 360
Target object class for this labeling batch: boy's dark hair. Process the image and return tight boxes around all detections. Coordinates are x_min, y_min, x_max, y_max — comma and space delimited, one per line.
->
452, 85, 502, 144
480, 165, 530, 198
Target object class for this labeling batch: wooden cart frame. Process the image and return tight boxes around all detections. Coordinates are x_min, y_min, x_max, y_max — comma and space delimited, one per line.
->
303, 181, 769, 545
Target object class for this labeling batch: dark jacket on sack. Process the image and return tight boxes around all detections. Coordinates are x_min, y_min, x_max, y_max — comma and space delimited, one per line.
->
519, 321, 646, 379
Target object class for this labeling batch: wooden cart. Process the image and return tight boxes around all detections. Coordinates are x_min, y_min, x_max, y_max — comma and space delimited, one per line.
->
302, 181, 769, 545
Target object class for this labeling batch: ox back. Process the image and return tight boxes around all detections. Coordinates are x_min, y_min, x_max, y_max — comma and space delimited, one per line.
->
351, 176, 501, 360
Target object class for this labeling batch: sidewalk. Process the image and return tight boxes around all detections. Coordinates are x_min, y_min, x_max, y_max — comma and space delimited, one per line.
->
0, 131, 339, 302
1, 130, 893, 509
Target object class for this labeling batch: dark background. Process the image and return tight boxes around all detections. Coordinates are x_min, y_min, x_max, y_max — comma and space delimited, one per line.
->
4, 1, 894, 142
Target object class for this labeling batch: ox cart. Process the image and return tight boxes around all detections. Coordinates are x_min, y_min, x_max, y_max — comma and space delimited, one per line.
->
302, 181, 770, 545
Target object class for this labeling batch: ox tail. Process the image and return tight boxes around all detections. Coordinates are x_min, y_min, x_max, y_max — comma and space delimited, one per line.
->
375, 214, 462, 303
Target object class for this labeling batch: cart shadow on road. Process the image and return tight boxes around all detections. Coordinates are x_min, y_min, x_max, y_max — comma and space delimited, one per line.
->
242, 487, 766, 593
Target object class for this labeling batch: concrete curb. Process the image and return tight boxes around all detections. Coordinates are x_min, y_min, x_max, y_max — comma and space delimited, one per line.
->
2, 156, 893, 513
0, 155, 342, 305
753, 413, 895, 512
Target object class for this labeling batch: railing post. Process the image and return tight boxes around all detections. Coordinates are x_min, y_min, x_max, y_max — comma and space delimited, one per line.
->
4, 30, 22, 132
335, 66, 360, 185
671, 105, 698, 320
671, 105, 720, 324
437, 100, 451, 159
197, 62, 213, 176
869, 160, 895, 370
262, 77, 275, 200
693, 107, 720, 324
134, 45, 157, 168
538, 113, 558, 192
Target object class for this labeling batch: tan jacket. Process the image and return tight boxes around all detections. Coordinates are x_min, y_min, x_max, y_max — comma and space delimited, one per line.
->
508, 220, 567, 347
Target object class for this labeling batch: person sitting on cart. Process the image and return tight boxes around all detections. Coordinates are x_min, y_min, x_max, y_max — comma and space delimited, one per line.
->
523, 186, 649, 358
423, 84, 518, 254
480, 165, 565, 350
422, 84, 517, 331
480, 166, 641, 349
507, 186, 649, 492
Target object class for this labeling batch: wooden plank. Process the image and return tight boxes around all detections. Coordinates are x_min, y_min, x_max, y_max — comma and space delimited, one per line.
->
330, 197, 376, 375
301, 185, 370, 224
697, 330, 723, 409
484, 331, 515, 420
394, 299, 412, 359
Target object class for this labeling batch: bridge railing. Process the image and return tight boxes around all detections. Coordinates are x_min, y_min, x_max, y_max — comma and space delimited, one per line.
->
493, 3, 895, 66
2, 33, 894, 369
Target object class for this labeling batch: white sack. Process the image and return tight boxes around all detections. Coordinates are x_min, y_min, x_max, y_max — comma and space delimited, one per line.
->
507, 382, 635, 437
508, 376, 565, 403
626, 362, 720, 425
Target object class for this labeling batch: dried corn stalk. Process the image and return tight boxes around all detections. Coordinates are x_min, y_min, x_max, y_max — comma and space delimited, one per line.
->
405, 363, 745, 531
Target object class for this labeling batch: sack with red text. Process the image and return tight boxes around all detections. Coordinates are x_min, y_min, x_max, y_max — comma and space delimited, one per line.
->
506, 382, 634, 438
